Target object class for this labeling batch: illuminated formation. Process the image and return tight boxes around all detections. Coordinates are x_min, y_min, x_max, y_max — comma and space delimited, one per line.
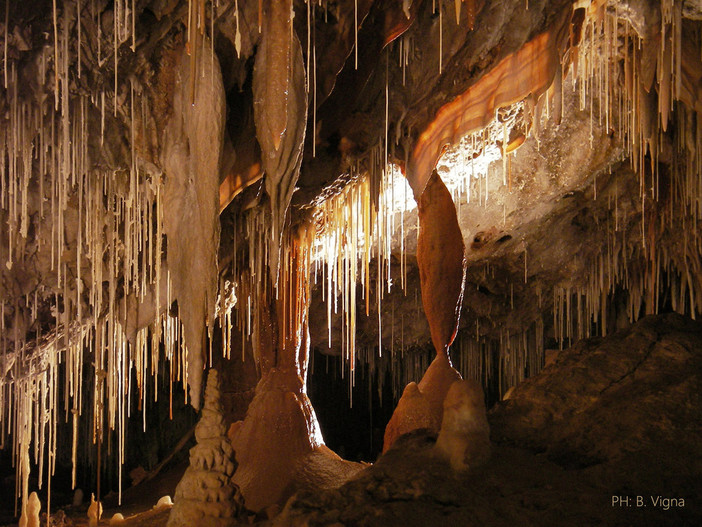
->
0, 1, 701, 525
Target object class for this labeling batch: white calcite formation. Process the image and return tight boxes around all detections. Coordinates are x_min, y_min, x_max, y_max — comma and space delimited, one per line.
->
155, 495, 174, 509
434, 380, 491, 472
109, 512, 125, 525
168, 369, 243, 527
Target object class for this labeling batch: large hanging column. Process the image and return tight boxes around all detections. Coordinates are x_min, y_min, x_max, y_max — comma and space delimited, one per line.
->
229, 1, 362, 512
162, 31, 225, 410
230, 224, 362, 512
383, 170, 467, 451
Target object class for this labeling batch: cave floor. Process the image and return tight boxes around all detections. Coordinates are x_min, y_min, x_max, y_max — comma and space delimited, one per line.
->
273, 432, 698, 527
56, 434, 698, 527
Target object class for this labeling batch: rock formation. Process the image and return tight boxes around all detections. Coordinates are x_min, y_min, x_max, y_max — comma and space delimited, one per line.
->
383, 169, 466, 452
2, 2, 702, 525
230, 367, 363, 512
162, 35, 225, 411
383, 354, 461, 452
87, 494, 102, 527
275, 314, 702, 527
18, 491, 40, 527
168, 369, 243, 527
434, 379, 490, 471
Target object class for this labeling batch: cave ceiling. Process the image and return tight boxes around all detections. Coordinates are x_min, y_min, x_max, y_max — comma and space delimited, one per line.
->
2, 0, 702, 509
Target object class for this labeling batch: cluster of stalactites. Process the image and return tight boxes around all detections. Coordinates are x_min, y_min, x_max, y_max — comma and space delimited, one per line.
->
561, 1, 702, 318
310, 157, 413, 391
0, 0, 197, 513
313, 0, 702, 406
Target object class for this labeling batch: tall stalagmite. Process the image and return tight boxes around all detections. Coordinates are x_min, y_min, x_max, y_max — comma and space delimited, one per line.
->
168, 369, 243, 527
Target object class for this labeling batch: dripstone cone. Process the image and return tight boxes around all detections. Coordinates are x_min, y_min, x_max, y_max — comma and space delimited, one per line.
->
168, 369, 244, 527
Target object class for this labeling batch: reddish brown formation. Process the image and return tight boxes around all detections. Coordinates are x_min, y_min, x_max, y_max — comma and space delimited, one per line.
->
382, 170, 466, 452
382, 382, 436, 453
383, 354, 461, 452
406, 9, 571, 197
416, 171, 466, 357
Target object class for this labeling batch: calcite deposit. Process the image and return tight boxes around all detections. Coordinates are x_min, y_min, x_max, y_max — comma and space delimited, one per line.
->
434, 379, 491, 471
168, 369, 243, 527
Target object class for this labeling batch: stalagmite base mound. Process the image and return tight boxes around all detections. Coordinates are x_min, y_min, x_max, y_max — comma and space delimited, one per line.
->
383, 355, 461, 452
230, 368, 363, 512
434, 379, 491, 472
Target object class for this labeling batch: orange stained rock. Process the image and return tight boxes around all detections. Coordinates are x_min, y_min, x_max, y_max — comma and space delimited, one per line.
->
218, 162, 262, 213
276, 223, 314, 379
383, 354, 461, 452
382, 382, 437, 453
417, 171, 466, 357
407, 7, 571, 198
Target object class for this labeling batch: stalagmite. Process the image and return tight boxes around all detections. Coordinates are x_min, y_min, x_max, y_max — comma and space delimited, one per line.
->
230, 369, 323, 511
168, 369, 243, 527
88, 493, 102, 526
383, 353, 462, 452
162, 36, 225, 410
18, 491, 40, 527
382, 381, 436, 452
231, 223, 363, 511
434, 379, 490, 472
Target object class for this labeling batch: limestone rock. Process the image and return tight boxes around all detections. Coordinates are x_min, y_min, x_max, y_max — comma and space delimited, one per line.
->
87, 494, 102, 527
109, 512, 125, 525
162, 37, 225, 410
253, 0, 308, 286
168, 369, 244, 527
231, 368, 363, 512
434, 380, 491, 471
230, 369, 323, 512
490, 313, 702, 473
382, 382, 436, 453
383, 354, 461, 452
